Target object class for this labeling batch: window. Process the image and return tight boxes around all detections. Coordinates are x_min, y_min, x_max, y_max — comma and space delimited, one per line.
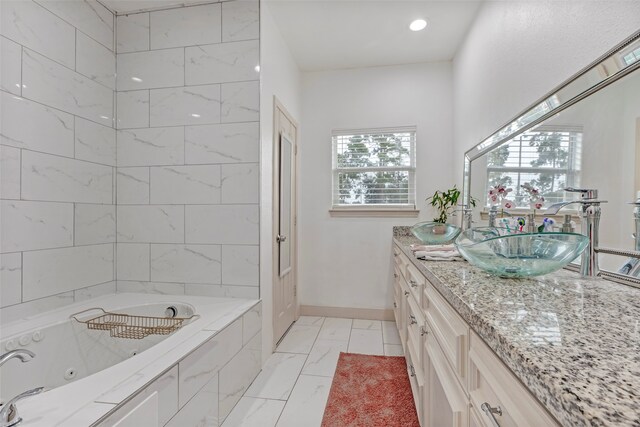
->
331, 127, 416, 214
622, 45, 640, 66
485, 126, 582, 207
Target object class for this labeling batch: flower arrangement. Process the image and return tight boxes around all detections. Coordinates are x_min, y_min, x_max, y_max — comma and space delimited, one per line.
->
488, 184, 514, 209
520, 183, 545, 211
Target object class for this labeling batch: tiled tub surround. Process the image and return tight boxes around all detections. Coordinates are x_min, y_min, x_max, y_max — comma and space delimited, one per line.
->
1, 293, 261, 426
0, 0, 117, 318
114, 1, 261, 300
392, 227, 640, 426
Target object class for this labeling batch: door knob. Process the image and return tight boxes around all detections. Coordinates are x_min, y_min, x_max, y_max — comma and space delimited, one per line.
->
276, 234, 287, 243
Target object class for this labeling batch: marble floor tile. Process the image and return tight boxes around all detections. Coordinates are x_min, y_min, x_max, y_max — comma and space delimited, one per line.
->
348, 328, 384, 356
276, 325, 321, 354
382, 321, 402, 345
384, 344, 404, 356
275, 375, 332, 427
317, 317, 352, 341
352, 319, 382, 330
302, 339, 348, 378
245, 353, 307, 400
221, 397, 285, 427
296, 316, 325, 326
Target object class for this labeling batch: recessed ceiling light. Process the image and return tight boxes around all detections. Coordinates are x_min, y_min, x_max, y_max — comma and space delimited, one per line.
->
409, 19, 428, 32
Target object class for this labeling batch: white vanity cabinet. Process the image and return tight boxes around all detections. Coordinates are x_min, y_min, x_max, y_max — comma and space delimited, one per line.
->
392, 243, 560, 427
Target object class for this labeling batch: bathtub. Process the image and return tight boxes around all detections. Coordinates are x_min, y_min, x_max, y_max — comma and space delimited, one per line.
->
0, 293, 262, 426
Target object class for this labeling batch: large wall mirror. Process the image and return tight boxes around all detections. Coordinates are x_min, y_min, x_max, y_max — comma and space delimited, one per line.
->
462, 30, 640, 285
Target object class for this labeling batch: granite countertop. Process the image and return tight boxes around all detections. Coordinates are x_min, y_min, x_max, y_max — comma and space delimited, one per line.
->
392, 227, 640, 427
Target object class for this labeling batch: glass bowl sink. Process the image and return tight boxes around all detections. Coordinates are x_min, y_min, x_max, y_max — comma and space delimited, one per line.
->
411, 222, 462, 245
454, 227, 589, 278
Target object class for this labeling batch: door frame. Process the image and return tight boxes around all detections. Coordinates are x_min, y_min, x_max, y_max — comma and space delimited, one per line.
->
272, 96, 299, 348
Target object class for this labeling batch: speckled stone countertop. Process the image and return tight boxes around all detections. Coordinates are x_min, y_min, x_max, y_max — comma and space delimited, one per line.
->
392, 227, 640, 427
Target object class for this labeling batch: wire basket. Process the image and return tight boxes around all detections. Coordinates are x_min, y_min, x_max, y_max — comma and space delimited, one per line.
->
71, 307, 196, 339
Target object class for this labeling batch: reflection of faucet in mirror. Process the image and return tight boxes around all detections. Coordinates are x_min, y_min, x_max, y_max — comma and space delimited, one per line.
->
546, 187, 607, 277
618, 194, 640, 277
488, 205, 513, 228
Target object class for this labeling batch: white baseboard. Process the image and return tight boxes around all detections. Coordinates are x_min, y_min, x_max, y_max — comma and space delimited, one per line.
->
299, 305, 394, 321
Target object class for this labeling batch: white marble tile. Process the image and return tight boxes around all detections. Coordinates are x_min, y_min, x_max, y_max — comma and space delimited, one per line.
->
245, 352, 307, 400
1, 92, 74, 157
166, 373, 218, 427
150, 3, 221, 49
116, 167, 149, 204
116, 280, 184, 295
147, 365, 179, 426
296, 316, 325, 327
318, 317, 352, 341
276, 325, 321, 354
35, 0, 114, 50
221, 163, 259, 204
302, 339, 348, 378
384, 344, 404, 356
353, 319, 382, 330
22, 48, 113, 126
186, 40, 259, 85
219, 332, 261, 422
0, 252, 22, 307
116, 12, 149, 54
185, 122, 259, 165
21, 150, 113, 203
150, 165, 221, 204
179, 319, 242, 407
59, 402, 116, 427
74, 203, 116, 245
0, 291, 74, 324
75, 117, 116, 166
185, 283, 258, 299
382, 320, 401, 345
116, 90, 149, 129
1, 200, 73, 253
0, 145, 21, 199
221, 81, 259, 123
242, 302, 261, 345
348, 328, 384, 355
73, 280, 117, 302
116, 243, 150, 281
117, 48, 184, 91
186, 205, 258, 244
150, 244, 221, 284
150, 85, 221, 127
222, 0, 259, 43
117, 127, 184, 166
22, 243, 113, 301
222, 245, 259, 286
1, 36, 22, 95
1, 0, 75, 68
117, 205, 184, 243
76, 31, 116, 90
275, 375, 332, 427
221, 397, 285, 427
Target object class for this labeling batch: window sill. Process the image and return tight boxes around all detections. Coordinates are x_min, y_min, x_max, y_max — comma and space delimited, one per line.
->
329, 208, 420, 218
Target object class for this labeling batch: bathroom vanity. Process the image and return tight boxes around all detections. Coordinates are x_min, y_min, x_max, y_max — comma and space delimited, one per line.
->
392, 227, 640, 427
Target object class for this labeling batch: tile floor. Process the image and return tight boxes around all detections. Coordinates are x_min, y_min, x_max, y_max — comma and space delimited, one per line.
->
221, 317, 403, 427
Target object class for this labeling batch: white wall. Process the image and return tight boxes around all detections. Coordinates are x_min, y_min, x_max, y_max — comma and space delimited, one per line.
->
260, 0, 302, 356
452, 0, 640, 185
1, 0, 117, 322
299, 62, 453, 311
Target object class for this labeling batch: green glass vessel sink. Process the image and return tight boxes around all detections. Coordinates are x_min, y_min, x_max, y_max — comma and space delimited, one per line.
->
411, 221, 462, 245
454, 227, 589, 278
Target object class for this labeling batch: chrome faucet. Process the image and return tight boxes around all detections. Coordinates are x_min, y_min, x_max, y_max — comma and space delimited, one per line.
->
0, 387, 44, 427
619, 196, 640, 277
546, 187, 607, 277
0, 350, 35, 367
462, 205, 473, 230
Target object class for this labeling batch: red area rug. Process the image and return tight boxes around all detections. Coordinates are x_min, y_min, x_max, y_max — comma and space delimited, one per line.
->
321, 352, 420, 427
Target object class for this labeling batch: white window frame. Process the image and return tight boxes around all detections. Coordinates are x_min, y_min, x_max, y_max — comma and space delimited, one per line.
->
329, 126, 418, 217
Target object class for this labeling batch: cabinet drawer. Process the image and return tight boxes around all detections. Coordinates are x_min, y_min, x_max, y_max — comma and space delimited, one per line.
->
469, 332, 559, 427
423, 283, 469, 390
406, 264, 424, 305
406, 295, 425, 367
406, 344, 424, 427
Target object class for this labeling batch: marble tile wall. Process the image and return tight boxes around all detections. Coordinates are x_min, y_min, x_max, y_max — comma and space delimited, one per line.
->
0, 0, 117, 320
115, 1, 260, 300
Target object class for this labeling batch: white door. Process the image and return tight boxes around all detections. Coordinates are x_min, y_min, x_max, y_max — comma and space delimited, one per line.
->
273, 99, 298, 346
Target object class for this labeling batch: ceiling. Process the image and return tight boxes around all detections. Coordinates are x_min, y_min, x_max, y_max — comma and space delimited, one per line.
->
99, 0, 216, 15
266, 0, 482, 71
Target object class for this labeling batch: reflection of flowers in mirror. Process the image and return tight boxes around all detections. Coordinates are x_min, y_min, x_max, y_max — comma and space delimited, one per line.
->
521, 183, 545, 210
488, 184, 513, 207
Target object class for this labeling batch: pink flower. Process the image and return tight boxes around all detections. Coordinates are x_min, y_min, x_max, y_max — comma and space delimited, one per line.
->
502, 199, 514, 209
532, 201, 544, 210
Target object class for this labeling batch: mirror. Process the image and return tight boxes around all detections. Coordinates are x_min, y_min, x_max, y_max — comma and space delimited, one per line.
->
463, 31, 640, 283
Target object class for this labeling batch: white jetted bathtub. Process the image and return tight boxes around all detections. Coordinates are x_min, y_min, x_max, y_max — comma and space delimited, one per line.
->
0, 293, 262, 427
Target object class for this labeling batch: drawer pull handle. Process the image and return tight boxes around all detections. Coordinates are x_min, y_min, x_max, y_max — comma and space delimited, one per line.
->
409, 314, 417, 325
420, 327, 428, 336
481, 403, 503, 427
393, 302, 397, 308
409, 365, 416, 377
404, 291, 410, 297
394, 253, 399, 257
394, 273, 399, 278
409, 280, 418, 288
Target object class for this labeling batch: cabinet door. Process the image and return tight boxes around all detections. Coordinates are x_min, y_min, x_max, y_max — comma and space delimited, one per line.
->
423, 331, 468, 427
